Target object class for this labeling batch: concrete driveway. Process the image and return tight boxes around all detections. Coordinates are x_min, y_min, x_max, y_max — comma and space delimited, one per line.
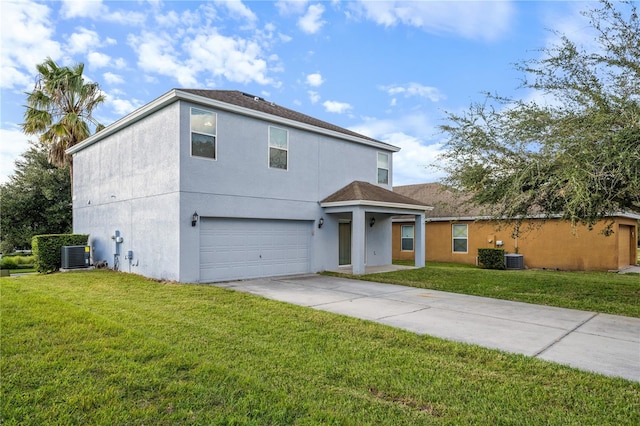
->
215, 274, 640, 383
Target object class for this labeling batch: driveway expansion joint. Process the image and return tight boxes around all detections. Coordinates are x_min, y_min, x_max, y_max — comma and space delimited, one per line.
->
309, 295, 369, 308
375, 306, 432, 321
532, 312, 599, 358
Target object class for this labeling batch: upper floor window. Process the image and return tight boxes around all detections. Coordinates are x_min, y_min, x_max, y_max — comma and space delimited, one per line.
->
401, 225, 414, 251
191, 107, 216, 159
452, 224, 468, 253
269, 126, 288, 170
377, 152, 389, 184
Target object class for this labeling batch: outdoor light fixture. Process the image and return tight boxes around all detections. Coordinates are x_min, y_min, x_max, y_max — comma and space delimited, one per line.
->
192, 211, 199, 227
318, 217, 324, 228
369, 217, 376, 227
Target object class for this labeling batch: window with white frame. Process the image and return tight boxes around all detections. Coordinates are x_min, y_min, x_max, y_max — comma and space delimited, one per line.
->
401, 225, 414, 251
452, 224, 468, 253
377, 152, 389, 184
191, 107, 216, 159
269, 126, 288, 170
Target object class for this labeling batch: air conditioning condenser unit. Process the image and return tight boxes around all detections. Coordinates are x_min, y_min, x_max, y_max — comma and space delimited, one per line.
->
61, 245, 90, 269
505, 254, 524, 270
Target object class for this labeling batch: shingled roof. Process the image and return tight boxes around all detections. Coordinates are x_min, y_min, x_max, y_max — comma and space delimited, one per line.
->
322, 181, 432, 210
393, 182, 487, 218
68, 88, 399, 155
180, 89, 392, 147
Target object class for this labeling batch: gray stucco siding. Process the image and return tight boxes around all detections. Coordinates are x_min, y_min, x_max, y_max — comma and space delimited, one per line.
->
73, 103, 180, 204
72, 102, 182, 281
74, 194, 180, 280
178, 101, 394, 201
364, 214, 393, 267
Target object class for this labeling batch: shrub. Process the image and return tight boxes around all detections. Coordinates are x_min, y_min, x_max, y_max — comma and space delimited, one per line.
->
32, 234, 89, 273
478, 248, 506, 270
11, 255, 35, 270
0, 257, 18, 270
15, 255, 35, 265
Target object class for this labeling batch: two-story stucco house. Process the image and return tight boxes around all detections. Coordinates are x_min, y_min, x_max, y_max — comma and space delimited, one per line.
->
68, 89, 430, 282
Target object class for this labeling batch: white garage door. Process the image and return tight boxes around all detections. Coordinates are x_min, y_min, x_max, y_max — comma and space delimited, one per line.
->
200, 218, 312, 282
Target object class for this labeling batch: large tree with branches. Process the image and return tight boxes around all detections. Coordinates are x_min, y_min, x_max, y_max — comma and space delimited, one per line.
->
438, 0, 640, 231
0, 142, 72, 252
21, 57, 105, 181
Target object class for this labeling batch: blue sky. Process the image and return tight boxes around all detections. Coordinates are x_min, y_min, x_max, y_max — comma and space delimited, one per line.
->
0, 0, 594, 185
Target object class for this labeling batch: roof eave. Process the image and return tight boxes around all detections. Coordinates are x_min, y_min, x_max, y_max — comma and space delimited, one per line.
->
321, 199, 433, 212
67, 89, 399, 155
67, 89, 180, 155
175, 91, 398, 151
423, 212, 640, 222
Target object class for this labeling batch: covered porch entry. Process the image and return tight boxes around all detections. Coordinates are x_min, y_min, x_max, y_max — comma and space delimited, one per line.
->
321, 181, 432, 275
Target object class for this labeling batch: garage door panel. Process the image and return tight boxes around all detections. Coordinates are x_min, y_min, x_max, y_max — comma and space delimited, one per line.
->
199, 218, 312, 282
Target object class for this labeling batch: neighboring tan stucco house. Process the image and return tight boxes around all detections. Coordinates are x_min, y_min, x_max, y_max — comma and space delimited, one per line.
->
68, 89, 430, 282
392, 183, 639, 271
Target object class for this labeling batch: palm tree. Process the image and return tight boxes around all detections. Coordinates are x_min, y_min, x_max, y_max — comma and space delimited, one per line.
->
21, 57, 105, 181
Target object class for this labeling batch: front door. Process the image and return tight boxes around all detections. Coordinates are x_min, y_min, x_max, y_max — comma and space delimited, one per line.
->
338, 221, 352, 266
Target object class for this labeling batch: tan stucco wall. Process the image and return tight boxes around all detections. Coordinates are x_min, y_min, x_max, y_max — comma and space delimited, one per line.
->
392, 217, 638, 271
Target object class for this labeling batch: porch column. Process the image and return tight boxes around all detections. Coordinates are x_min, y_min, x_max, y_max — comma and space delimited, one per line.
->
351, 207, 366, 275
414, 213, 425, 268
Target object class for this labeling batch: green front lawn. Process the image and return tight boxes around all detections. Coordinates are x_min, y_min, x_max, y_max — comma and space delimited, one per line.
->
2, 271, 639, 425
327, 262, 640, 318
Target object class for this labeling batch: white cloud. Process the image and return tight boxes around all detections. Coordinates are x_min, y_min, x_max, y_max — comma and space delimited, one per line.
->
352, 1, 514, 41
185, 32, 273, 85
87, 52, 111, 69
108, 96, 143, 116
103, 72, 124, 85
0, 67, 31, 90
276, 0, 309, 15
143, 75, 159, 84
128, 32, 198, 87
387, 133, 445, 185
0, 0, 62, 89
155, 10, 177, 27
279, 32, 293, 43
128, 18, 277, 88
105, 9, 147, 26
323, 100, 352, 113
60, 0, 146, 25
350, 113, 445, 185
66, 27, 101, 54
0, 128, 30, 185
299, 4, 326, 34
308, 90, 320, 104
60, 0, 99, 19
352, 112, 435, 140
382, 83, 445, 102
113, 58, 127, 69
306, 72, 324, 87
215, 0, 258, 24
